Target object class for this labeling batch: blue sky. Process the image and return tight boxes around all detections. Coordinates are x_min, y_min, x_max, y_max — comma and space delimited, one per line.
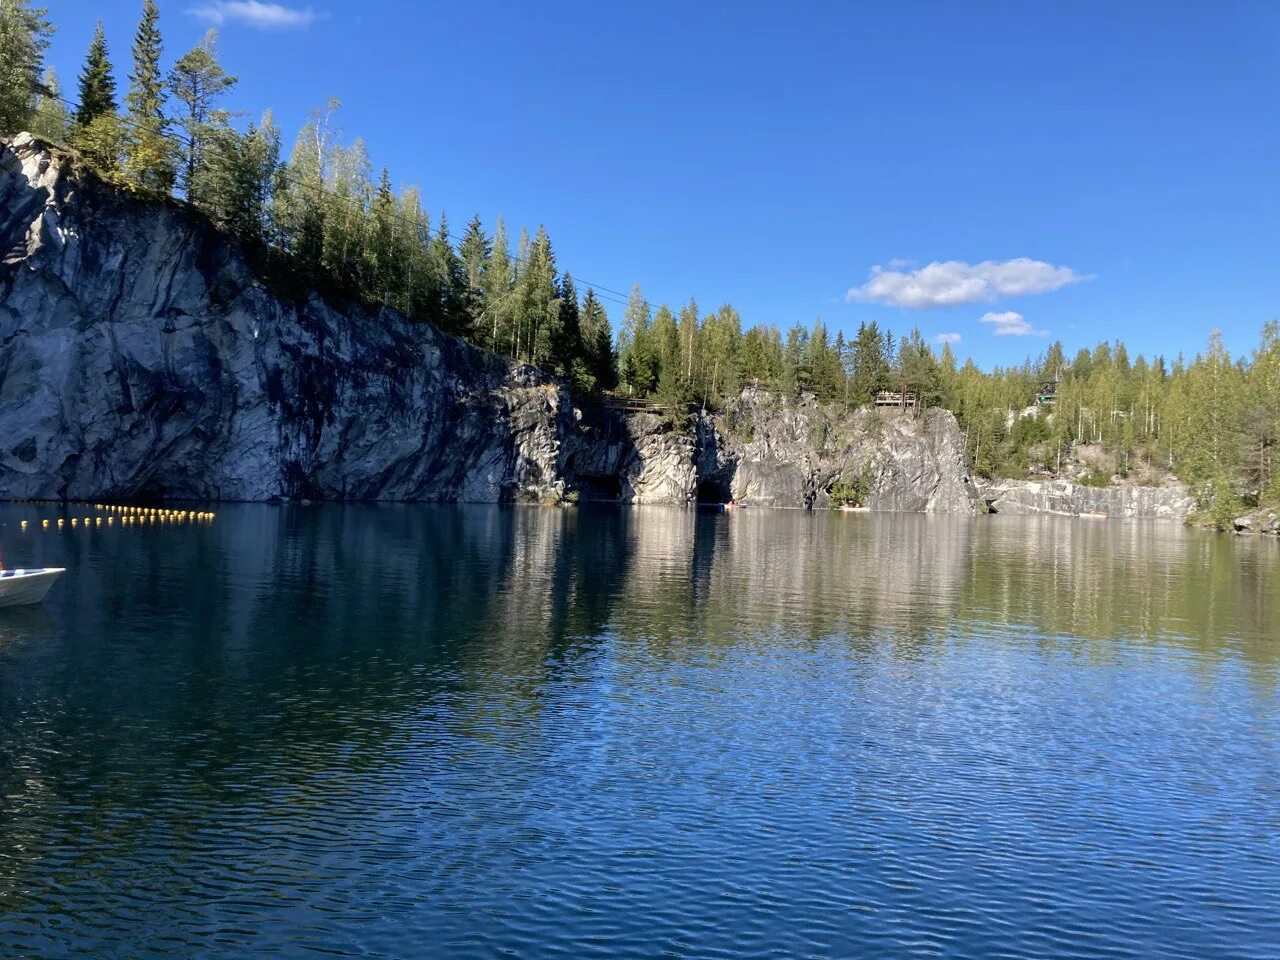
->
43, 1, 1280, 367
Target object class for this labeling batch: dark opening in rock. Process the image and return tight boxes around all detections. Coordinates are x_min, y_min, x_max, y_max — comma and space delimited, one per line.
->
697, 478, 731, 504
577, 475, 623, 501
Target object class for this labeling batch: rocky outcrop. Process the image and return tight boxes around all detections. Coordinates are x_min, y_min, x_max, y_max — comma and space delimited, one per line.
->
1232, 509, 1280, 535
701, 389, 982, 513
0, 134, 572, 503
0, 134, 983, 513
976, 477, 1196, 520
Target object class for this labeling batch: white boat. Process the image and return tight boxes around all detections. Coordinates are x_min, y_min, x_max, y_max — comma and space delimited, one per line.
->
0, 568, 65, 608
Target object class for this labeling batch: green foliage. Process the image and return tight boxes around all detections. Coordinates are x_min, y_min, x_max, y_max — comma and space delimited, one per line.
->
0, 0, 53, 135
1196, 477, 1246, 531
168, 28, 236, 202
123, 0, 174, 192
1077, 469, 1112, 489
29, 66, 66, 141
829, 466, 875, 507
74, 20, 114, 127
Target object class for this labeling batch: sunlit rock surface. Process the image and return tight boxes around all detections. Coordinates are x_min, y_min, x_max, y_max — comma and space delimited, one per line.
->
1, 134, 978, 514
976, 477, 1196, 519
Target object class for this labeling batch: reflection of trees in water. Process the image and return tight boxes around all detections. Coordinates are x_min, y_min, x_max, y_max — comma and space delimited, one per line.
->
2, 505, 1278, 908
958, 518, 1280, 670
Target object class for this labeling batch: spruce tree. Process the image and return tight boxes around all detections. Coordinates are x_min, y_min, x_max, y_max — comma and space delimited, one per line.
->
553, 272, 582, 381
458, 214, 489, 327
0, 0, 54, 136
169, 28, 236, 202
428, 214, 466, 334
70, 25, 123, 177
123, 0, 174, 191
75, 21, 116, 126
581, 288, 616, 393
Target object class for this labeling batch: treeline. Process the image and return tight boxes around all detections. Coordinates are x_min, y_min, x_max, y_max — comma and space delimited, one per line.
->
617, 290, 1280, 512
1, 2, 1276, 517
0, 1, 617, 392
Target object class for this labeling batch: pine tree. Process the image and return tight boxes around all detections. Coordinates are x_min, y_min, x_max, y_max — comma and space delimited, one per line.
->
122, 0, 174, 191
169, 28, 236, 202
0, 0, 53, 136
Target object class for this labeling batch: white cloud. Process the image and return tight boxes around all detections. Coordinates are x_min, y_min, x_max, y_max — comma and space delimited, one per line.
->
188, 1, 322, 30
980, 311, 1045, 337
846, 258, 1085, 309
934, 332, 962, 345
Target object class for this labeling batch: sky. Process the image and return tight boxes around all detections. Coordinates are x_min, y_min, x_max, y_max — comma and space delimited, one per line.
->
41, 0, 1280, 367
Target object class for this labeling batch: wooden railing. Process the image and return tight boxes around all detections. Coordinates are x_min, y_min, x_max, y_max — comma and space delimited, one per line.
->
873, 390, 917, 408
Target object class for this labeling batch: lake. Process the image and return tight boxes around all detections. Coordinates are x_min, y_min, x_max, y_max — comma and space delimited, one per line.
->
1, 504, 1278, 959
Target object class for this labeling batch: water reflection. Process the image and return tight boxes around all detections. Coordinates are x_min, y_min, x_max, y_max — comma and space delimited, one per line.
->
0, 504, 1277, 958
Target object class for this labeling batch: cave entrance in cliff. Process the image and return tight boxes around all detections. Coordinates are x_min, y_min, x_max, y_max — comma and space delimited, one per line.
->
696, 477, 732, 505
577, 475, 623, 501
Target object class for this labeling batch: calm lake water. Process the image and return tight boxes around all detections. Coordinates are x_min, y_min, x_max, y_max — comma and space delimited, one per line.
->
1, 504, 1278, 959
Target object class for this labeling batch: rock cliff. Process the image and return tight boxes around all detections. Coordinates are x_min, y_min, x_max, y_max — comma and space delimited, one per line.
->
1, 134, 573, 503
0, 134, 997, 517
976, 477, 1196, 520
695, 389, 981, 512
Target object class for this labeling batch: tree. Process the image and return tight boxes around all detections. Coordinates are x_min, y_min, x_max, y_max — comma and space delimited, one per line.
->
618, 283, 655, 395
365, 167, 397, 304
651, 304, 684, 403
0, 0, 53, 135
122, 0, 174, 191
199, 111, 279, 246
74, 20, 115, 126
849, 321, 888, 405
71, 26, 124, 179
552, 273, 579, 361
430, 213, 465, 335
274, 98, 341, 280
581, 288, 615, 393
168, 28, 236, 202
458, 214, 489, 325
481, 218, 514, 352
29, 66, 66, 141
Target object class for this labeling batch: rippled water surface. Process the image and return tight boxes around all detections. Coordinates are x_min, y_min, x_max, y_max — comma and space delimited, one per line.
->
1, 504, 1278, 958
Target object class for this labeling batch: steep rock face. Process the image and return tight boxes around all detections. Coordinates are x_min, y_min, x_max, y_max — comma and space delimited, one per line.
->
564, 408, 698, 504
0, 135, 572, 503
697, 389, 982, 513
976, 478, 1195, 519
0, 135, 986, 513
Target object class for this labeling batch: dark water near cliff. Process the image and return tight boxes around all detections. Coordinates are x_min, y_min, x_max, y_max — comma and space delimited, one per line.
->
0, 504, 1278, 959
